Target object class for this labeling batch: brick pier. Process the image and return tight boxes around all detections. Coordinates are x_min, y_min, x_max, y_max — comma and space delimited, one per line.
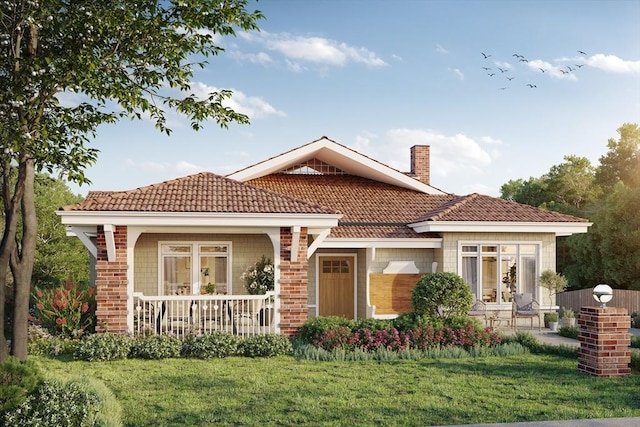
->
578, 307, 631, 377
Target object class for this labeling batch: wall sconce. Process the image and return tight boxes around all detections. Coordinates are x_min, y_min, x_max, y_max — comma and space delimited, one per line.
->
592, 284, 613, 308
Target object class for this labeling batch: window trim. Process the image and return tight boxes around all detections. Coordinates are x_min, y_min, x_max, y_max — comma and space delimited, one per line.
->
158, 241, 232, 295
458, 241, 542, 307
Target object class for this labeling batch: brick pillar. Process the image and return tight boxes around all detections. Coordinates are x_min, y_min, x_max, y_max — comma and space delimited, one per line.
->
279, 227, 308, 336
578, 307, 631, 377
95, 225, 129, 334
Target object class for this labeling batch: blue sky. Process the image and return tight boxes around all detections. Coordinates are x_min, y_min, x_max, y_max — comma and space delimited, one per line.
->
68, 0, 640, 197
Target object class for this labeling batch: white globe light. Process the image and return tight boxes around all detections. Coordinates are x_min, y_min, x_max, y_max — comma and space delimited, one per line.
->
593, 284, 613, 307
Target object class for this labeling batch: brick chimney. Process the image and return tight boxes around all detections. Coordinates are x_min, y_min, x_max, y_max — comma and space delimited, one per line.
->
410, 145, 430, 185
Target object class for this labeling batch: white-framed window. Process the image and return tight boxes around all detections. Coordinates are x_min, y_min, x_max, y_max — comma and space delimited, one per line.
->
159, 242, 231, 295
460, 242, 540, 305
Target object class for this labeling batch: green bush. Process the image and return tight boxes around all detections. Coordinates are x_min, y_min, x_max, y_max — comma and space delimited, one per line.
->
411, 272, 472, 320
182, 331, 240, 359
392, 312, 433, 332
296, 316, 355, 343
631, 313, 640, 329
353, 317, 393, 331
237, 334, 293, 358
1, 376, 123, 427
543, 312, 558, 327
0, 357, 43, 414
630, 335, 640, 349
130, 335, 182, 359
28, 325, 79, 358
74, 333, 133, 361
558, 325, 579, 340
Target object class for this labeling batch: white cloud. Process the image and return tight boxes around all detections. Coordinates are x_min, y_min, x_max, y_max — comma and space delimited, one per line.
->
351, 129, 494, 178
391, 54, 403, 62
124, 159, 203, 177
450, 68, 464, 80
242, 30, 387, 68
230, 51, 273, 65
190, 82, 286, 119
436, 44, 449, 54
587, 54, 640, 74
527, 59, 577, 80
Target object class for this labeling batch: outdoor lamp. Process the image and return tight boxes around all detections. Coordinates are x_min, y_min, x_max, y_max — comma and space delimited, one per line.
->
592, 284, 613, 308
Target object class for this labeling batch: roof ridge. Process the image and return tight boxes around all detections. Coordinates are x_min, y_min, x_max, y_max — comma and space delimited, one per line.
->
428, 193, 479, 221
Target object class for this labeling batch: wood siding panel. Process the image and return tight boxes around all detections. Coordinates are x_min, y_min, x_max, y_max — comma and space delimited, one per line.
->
369, 274, 422, 315
557, 289, 640, 315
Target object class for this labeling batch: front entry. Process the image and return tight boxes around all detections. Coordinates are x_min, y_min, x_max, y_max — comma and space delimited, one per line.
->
318, 255, 355, 319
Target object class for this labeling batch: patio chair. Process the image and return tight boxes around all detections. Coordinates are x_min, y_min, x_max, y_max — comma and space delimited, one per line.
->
468, 299, 488, 326
512, 293, 541, 331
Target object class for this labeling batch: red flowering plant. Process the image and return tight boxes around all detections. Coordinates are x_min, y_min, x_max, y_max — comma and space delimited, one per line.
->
31, 278, 96, 338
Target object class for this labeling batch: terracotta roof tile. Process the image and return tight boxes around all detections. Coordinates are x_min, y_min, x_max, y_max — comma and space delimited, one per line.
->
329, 225, 440, 239
415, 193, 588, 223
248, 175, 588, 224
63, 172, 336, 214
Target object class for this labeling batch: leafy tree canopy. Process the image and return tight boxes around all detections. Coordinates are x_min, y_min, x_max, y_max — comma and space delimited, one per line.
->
0, 0, 264, 361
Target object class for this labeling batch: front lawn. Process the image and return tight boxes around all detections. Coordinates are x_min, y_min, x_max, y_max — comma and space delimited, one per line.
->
36, 354, 640, 426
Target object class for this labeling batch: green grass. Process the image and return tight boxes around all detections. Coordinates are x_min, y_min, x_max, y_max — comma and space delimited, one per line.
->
34, 355, 640, 426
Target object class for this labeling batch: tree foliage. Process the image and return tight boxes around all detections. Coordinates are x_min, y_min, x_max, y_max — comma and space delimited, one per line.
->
500, 123, 640, 290
0, 0, 263, 360
411, 272, 473, 320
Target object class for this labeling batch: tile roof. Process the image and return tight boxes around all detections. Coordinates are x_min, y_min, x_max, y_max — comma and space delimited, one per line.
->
415, 193, 588, 223
328, 225, 440, 239
62, 172, 337, 214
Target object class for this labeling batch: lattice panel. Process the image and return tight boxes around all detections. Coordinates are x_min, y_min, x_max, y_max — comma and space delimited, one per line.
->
281, 158, 346, 175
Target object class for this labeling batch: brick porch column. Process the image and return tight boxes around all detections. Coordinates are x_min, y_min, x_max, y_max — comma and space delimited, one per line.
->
279, 227, 308, 336
578, 307, 631, 378
95, 225, 128, 334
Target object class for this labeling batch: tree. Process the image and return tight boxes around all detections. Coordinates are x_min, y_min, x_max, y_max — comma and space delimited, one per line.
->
539, 270, 568, 309
0, 1, 263, 361
544, 155, 600, 212
32, 175, 88, 288
499, 176, 550, 208
596, 123, 640, 191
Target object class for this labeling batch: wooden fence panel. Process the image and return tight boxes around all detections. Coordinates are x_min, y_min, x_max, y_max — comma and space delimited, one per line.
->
556, 288, 640, 315
369, 274, 422, 315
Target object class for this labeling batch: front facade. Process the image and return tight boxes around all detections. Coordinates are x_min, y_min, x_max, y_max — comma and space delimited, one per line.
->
58, 137, 590, 335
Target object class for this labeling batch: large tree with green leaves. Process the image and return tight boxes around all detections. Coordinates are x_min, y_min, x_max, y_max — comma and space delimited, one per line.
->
596, 123, 640, 191
0, 0, 263, 360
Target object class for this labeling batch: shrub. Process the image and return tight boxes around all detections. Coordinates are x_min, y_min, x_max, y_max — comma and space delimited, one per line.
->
1, 376, 123, 427
31, 279, 96, 338
296, 316, 355, 343
237, 334, 293, 358
558, 325, 579, 340
130, 335, 182, 359
411, 272, 472, 320
630, 335, 640, 349
543, 312, 558, 327
74, 333, 133, 361
392, 311, 433, 332
311, 326, 353, 351
349, 327, 410, 352
353, 317, 393, 331
0, 357, 43, 414
182, 331, 240, 359
631, 312, 640, 329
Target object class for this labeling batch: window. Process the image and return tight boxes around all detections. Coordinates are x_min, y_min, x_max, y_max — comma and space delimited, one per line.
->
460, 242, 540, 305
160, 243, 230, 295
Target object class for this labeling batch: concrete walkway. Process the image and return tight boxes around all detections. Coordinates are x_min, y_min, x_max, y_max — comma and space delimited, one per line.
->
443, 328, 640, 427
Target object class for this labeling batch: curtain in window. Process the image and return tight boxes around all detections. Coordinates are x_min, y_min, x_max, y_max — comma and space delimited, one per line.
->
520, 255, 536, 295
462, 256, 478, 297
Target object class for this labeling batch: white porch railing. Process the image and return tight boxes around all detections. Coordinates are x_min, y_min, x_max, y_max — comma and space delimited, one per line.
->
132, 291, 276, 338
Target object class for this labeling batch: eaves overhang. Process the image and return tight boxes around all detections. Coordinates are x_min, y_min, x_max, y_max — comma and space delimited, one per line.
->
227, 137, 445, 195
318, 237, 442, 249
409, 220, 592, 236
57, 210, 342, 228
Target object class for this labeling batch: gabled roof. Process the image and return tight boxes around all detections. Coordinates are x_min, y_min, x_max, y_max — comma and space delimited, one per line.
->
227, 136, 446, 195
62, 172, 336, 215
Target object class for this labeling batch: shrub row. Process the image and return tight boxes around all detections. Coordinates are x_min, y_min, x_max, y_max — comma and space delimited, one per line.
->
310, 323, 502, 353
0, 357, 122, 427
67, 331, 293, 361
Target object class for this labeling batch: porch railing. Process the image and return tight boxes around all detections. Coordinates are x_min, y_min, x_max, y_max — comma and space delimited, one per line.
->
132, 291, 276, 338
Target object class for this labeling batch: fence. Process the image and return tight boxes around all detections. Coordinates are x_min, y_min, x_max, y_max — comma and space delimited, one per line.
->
556, 288, 640, 316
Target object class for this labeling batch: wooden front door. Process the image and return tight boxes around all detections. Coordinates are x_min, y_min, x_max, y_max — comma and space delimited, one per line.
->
319, 256, 355, 319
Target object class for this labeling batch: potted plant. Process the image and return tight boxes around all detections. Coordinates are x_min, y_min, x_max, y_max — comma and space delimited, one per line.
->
502, 263, 517, 294
539, 270, 568, 310
241, 255, 275, 326
544, 312, 559, 332
203, 282, 216, 294
561, 307, 576, 326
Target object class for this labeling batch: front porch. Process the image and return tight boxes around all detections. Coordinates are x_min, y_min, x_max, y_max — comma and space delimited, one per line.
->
132, 292, 276, 337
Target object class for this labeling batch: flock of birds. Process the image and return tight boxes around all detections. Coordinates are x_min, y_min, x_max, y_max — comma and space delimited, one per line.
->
480, 50, 588, 91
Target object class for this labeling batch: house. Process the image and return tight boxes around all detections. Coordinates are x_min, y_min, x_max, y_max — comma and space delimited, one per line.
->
58, 136, 591, 336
